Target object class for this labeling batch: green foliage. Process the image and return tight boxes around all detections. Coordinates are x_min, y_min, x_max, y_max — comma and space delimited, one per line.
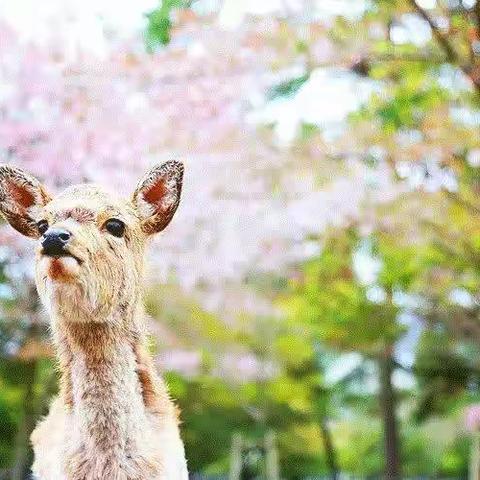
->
282, 228, 404, 355
335, 419, 383, 475
167, 373, 253, 473
0, 387, 18, 468
145, 0, 192, 51
438, 436, 470, 477
354, 72, 448, 133
268, 74, 310, 100
414, 330, 480, 421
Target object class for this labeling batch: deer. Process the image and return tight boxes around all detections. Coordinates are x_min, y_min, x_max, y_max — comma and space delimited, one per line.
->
0, 162, 188, 480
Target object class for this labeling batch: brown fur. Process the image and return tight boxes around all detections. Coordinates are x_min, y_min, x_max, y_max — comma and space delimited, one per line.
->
133, 342, 166, 414
0, 162, 188, 480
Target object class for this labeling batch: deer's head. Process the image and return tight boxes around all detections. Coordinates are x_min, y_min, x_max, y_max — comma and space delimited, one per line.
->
0, 162, 183, 323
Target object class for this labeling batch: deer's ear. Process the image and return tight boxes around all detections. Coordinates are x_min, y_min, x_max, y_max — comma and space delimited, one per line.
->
132, 161, 184, 235
0, 165, 52, 238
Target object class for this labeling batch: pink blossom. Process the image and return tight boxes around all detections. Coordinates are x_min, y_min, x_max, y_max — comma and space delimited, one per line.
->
157, 349, 202, 377
466, 405, 480, 432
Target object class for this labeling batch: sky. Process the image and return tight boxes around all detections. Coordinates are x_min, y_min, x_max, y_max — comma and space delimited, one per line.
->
0, 0, 440, 47
0, 0, 155, 38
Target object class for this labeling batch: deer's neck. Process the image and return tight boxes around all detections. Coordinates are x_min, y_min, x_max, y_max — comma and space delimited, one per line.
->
51, 308, 174, 477
64, 321, 147, 456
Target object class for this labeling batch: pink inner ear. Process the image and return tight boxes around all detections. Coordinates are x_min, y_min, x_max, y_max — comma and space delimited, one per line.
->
143, 178, 167, 209
7, 180, 35, 209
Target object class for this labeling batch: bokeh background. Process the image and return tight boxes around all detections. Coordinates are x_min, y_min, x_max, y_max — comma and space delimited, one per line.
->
1, 0, 480, 478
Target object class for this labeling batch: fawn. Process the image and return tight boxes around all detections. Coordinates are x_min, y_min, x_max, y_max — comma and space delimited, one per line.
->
0, 162, 188, 480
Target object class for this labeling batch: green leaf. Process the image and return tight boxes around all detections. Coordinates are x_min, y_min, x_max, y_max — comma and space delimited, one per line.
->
268, 74, 310, 100
145, 0, 190, 50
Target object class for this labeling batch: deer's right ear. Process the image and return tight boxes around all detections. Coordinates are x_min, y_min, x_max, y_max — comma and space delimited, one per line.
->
0, 165, 52, 238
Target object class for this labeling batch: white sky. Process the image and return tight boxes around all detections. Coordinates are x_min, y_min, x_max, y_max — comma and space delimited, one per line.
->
0, 0, 156, 35
0, 0, 158, 57
249, 68, 380, 145
0, 0, 370, 44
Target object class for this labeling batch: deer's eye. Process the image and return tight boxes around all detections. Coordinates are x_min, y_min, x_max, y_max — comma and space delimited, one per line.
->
37, 220, 49, 235
104, 219, 125, 237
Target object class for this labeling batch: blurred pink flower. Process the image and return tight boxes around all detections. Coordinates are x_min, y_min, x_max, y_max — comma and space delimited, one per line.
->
0, 11, 392, 290
215, 352, 277, 382
465, 404, 480, 432
157, 349, 201, 377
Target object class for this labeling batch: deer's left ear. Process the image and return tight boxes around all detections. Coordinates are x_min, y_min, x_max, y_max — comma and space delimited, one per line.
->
0, 165, 52, 238
132, 161, 184, 235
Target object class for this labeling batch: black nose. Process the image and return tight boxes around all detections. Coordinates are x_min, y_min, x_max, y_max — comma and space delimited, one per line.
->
41, 228, 71, 256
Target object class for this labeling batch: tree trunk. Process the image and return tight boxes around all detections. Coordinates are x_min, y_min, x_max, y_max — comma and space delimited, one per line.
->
229, 432, 243, 480
11, 359, 37, 480
379, 346, 401, 480
319, 417, 339, 480
12, 291, 43, 480
470, 431, 480, 480
265, 430, 280, 480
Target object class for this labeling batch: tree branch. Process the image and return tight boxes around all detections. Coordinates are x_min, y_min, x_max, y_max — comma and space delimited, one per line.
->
474, 0, 480, 38
444, 189, 480, 217
409, 0, 480, 93
408, 0, 458, 62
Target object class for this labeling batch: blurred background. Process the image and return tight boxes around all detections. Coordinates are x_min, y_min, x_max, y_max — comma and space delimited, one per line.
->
0, 0, 480, 478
